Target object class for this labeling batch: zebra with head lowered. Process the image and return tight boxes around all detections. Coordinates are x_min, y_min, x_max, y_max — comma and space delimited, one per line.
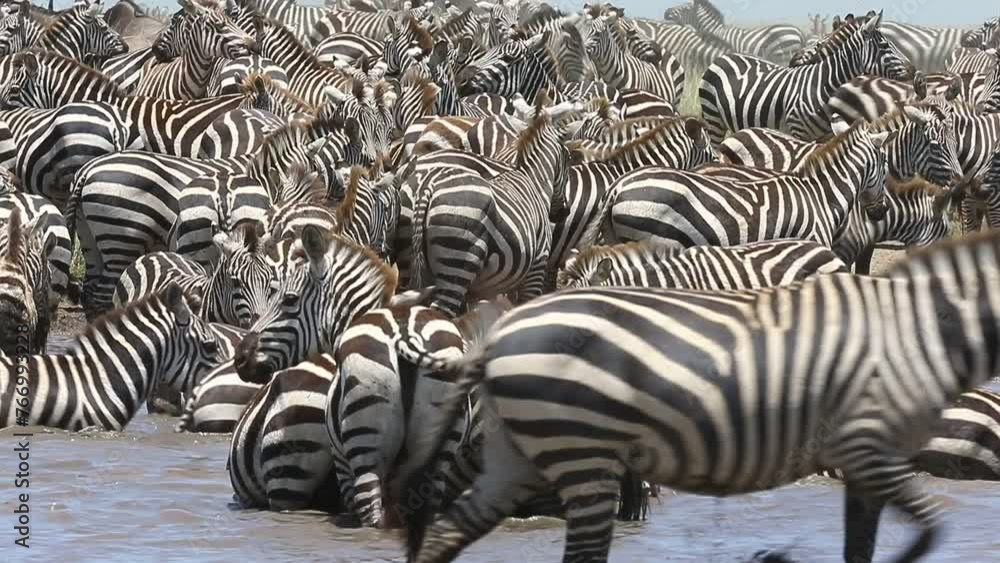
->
0, 283, 221, 430
406, 92, 572, 316
397, 228, 1000, 563
699, 12, 914, 143
0, 185, 72, 312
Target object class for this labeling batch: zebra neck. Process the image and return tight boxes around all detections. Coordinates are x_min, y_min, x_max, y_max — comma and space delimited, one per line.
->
178, 51, 219, 98
883, 128, 919, 182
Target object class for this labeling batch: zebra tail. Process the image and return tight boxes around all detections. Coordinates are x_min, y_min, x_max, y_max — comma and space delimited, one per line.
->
574, 186, 615, 252
616, 468, 649, 521
407, 178, 432, 291
63, 171, 85, 249
394, 330, 488, 558
174, 394, 197, 433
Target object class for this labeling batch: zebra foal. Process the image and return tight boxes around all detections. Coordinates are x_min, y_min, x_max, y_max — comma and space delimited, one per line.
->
397, 228, 1000, 563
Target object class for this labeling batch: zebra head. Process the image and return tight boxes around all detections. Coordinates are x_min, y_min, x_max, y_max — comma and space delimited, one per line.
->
895, 104, 963, 188
151, 283, 223, 395
208, 224, 273, 329
0, 211, 51, 355
234, 226, 398, 384
961, 17, 1000, 49
456, 30, 553, 100
65, 0, 129, 58
381, 14, 434, 77
157, 0, 253, 61
856, 11, 914, 82
662, 3, 693, 26
0, 5, 29, 56
976, 62, 1000, 113
322, 80, 395, 165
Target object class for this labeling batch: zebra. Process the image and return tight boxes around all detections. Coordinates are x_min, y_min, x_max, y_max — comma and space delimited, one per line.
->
330, 297, 469, 527
228, 353, 344, 512
175, 359, 258, 433
661, 0, 805, 64
113, 227, 273, 329
94, 47, 160, 92
0, 211, 52, 355
583, 14, 682, 106
398, 227, 1000, 563
819, 389, 1000, 482
312, 31, 383, 67
454, 31, 558, 103
547, 116, 716, 288
132, 0, 254, 100
307, 7, 396, 46
629, 17, 735, 71
557, 239, 847, 291
240, 0, 326, 42
233, 226, 401, 383
27, 0, 128, 61
0, 283, 222, 431
962, 17, 1000, 50
824, 73, 965, 124
406, 95, 571, 315
946, 47, 998, 74
0, 189, 71, 309
700, 13, 914, 143
0, 3, 40, 56
879, 21, 972, 72
578, 122, 889, 253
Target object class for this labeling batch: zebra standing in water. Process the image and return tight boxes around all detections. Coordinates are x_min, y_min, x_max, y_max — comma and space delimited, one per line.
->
699, 13, 914, 143
0, 211, 52, 355
557, 239, 847, 290
662, 0, 805, 64
0, 284, 221, 430
228, 353, 344, 512
397, 228, 1000, 563
0, 188, 72, 309
406, 94, 571, 315
583, 14, 683, 107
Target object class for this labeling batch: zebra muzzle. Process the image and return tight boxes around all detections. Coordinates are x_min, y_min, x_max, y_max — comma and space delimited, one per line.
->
233, 332, 274, 384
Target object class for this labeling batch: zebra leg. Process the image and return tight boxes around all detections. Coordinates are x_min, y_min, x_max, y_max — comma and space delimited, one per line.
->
853, 247, 875, 275
843, 485, 884, 563
556, 469, 622, 563
408, 427, 542, 563
839, 456, 940, 563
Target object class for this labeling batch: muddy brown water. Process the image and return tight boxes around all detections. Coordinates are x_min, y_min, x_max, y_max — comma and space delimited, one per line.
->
7, 258, 1000, 562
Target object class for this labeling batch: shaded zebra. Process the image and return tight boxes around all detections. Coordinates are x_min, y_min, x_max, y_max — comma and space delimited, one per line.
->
397, 229, 1000, 563
662, 0, 804, 64
0, 189, 71, 308
583, 14, 683, 106
557, 239, 847, 291
0, 284, 221, 431
880, 21, 971, 72
0, 211, 52, 355
700, 13, 914, 143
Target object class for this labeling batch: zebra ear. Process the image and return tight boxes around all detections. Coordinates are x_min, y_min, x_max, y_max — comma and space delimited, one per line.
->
862, 10, 882, 32
830, 117, 851, 136
944, 78, 962, 101
267, 167, 282, 188
870, 131, 889, 149
590, 258, 613, 286
911, 71, 927, 100
683, 118, 707, 148
300, 225, 330, 276
163, 283, 191, 326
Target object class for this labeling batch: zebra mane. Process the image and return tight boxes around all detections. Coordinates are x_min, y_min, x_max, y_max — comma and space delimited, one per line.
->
2, 210, 23, 266
564, 116, 692, 162
794, 20, 865, 64
334, 166, 367, 229
403, 14, 434, 52
441, 8, 475, 39
275, 162, 326, 204
885, 176, 947, 196
793, 120, 866, 176
23, 49, 128, 97
513, 91, 554, 167
240, 72, 317, 113
39, 2, 86, 34
887, 226, 1000, 279
399, 68, 440, 115
561, 239, 682, 284
867, 101, 947, 133
288, 230, 399, 303
0, 168, 22, 196
259, 16, 330, 72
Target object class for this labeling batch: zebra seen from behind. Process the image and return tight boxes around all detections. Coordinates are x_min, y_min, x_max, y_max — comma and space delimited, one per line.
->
397, 227, 1000, 563
0, 211, 52, 355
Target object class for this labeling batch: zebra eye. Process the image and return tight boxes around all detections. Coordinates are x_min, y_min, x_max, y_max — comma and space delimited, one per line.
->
203, 339, 218, 355
231, 277, 243, 289
282, 293, 299, 308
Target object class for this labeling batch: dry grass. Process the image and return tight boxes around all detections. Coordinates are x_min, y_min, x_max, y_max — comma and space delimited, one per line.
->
70, 240, 84, 282
679, 65, 706, 118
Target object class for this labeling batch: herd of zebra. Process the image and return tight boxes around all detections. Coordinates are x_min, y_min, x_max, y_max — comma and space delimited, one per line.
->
0, 0, 998, 561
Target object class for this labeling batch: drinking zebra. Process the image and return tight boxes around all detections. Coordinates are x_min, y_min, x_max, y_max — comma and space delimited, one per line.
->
0, 284, 220, 431
396, 228, 1000, 563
